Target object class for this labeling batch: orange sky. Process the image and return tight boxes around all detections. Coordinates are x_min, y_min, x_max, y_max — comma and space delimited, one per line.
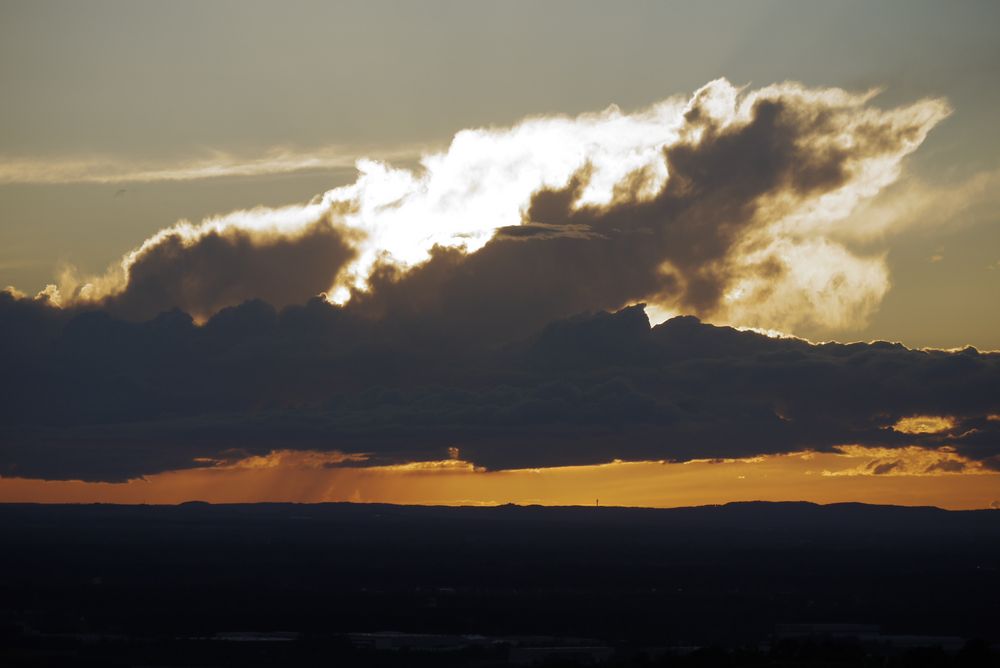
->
2, 447, 997, 510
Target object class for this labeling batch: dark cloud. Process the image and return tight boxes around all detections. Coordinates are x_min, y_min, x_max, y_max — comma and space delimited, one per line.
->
871, 461, 901, 475
100, 214, 356, 321
1, 292, 997, 482
925, 460, 966, 474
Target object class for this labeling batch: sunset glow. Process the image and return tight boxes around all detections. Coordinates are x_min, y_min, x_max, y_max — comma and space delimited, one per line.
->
2, 448, 997, 509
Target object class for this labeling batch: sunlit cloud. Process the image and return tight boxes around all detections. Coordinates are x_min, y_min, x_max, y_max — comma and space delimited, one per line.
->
836, 167, 1000, 242
823, 444, 989, 477
207, 449, 369, 470
21, 79, 949, 337
893, 415, 955, 435
682, 456, 768, 465
372, 459, 484, 474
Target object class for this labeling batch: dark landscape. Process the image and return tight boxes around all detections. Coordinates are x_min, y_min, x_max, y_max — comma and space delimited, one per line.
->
2, 501, 998, 666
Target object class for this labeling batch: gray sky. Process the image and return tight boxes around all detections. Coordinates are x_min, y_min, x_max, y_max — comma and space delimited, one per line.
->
1, 0, 998, 348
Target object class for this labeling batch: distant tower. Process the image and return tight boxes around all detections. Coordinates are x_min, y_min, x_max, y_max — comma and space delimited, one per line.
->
596, 498, 599, 508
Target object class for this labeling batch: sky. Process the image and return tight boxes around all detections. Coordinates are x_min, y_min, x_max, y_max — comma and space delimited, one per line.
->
1, 0, 998, 508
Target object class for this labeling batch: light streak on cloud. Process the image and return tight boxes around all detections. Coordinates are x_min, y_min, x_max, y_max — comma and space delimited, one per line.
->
0, 145, 428, 185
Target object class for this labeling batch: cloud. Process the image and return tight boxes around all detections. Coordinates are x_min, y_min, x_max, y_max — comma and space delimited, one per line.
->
330, 80, 947, 344
99, 213, 357, 322
893, 415, 955, 435
836, 167, 1000, 242
3, 79, 988, 484
1, 296, 998, 482
0, 145, 426, 184
822, 445, 992, 477
33, 79, 948, 338
44, 203, 359, 322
